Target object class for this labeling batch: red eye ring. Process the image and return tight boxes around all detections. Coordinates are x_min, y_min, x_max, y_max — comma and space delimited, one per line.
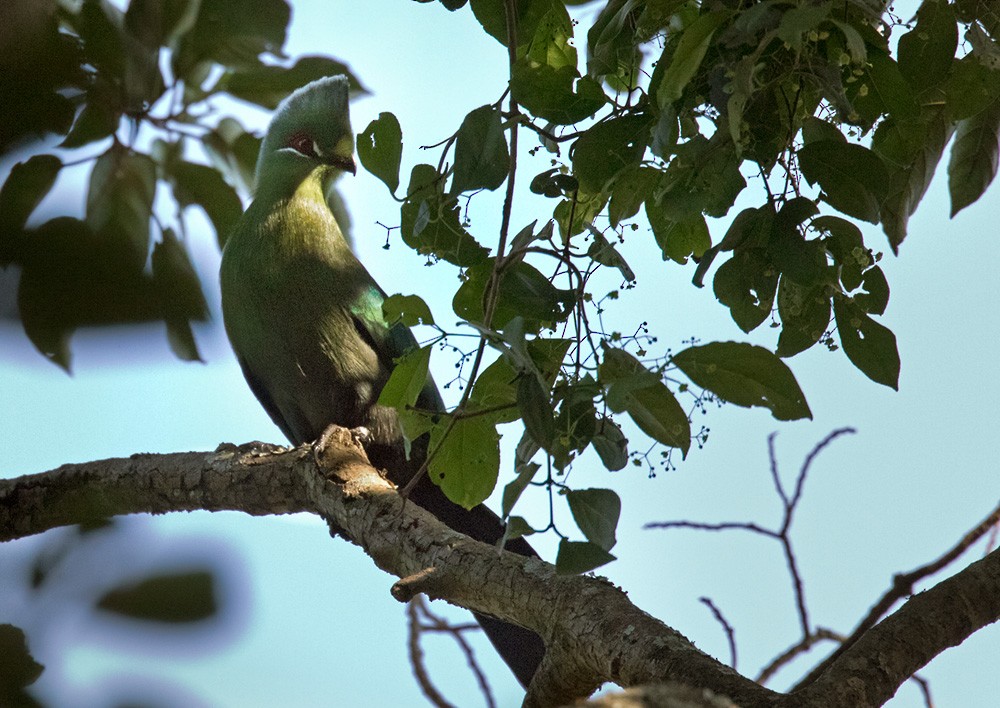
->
287, 132, 316, 157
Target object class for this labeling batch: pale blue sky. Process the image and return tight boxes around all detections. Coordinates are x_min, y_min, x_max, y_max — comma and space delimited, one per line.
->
2, 1, 998, 706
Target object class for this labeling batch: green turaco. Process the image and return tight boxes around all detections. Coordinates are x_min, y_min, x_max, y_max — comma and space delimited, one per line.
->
220, 76, 544, 688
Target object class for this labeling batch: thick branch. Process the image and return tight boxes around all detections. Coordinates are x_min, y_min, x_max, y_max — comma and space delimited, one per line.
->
1, 429, 774, 707
785, 547, 1000, 708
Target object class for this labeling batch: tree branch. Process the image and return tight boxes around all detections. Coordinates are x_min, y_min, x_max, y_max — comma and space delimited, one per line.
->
786, 546, 1000, 707
0, 428, 776, 707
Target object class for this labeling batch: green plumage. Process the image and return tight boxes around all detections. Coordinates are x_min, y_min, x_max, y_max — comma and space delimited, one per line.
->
220, 76, 543, 688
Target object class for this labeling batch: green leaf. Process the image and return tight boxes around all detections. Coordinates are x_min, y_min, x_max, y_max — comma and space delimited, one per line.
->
502, 460, 539, 518
608, 165, 659, 227
848, 52, 919, 125
587, 226, 635, 282
169, 161, 243, 247
97, 571, 217, 623
511, 63, 607, 124
517, 373, 556, 451
555, 539, 616, 575
0, 155, 62, 239
713, 250, 778, 332
776, 2, 831, 51
378, 346, 432, 409
382, 294, 435, 327
60, 84, 120, 149
656, 11, 728, 106
453, 260, 574, 330
646, 207, 711, 264
151, 230, 209, 362
452, 105, 510, 193
897, 0, 957, 92
672, 341, 812, 421
572, 115, 652, 193
470, 357, 520, 423
202, 118, 261, 195
400, 165, 490, 266
944, 56, 1000, 121
591, 416, 628, 471
429, 416, 501, 509
173, 0, 290, 75
358, 112, 403, 194
86, 145, 157, 269
833, 295, 900, 389
798, 141, 889, 223
855, 266, 889, 315
565, 488, 621, 551
600, 347, 691, 454
502, 515, 536, 542
948, 100, 1000, 217
0, 624, 44, 699
776, 278, 831, 357
218, 55, 361, 109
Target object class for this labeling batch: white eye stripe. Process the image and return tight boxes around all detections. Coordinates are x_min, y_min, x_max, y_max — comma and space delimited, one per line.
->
312, 140, 323, 158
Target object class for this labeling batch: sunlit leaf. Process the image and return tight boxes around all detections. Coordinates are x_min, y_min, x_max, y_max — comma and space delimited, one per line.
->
378, 346, 432, 409
358, 112, 403, 194
429, 416, 501, 509
672, 341, 812, 420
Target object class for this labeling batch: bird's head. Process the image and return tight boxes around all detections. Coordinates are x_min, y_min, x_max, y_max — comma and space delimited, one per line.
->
254, 75, 356, 195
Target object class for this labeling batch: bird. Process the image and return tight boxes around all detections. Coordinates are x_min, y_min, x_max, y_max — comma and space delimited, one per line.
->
219, 76, 544, 688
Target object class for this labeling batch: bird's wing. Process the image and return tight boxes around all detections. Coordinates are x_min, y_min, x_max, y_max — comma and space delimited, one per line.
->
348, 282, 444, 412
235, 354, 300, 444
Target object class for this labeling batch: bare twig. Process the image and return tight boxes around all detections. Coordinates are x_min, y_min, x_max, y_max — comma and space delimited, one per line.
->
407, 598, 458, 708
699, 597, 738, 670
795, 500, 1000, 689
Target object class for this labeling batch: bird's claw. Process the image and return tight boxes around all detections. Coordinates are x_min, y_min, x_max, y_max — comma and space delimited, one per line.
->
349, 426, 373, 445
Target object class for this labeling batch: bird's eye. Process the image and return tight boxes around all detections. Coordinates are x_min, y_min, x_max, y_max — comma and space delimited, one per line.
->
287, 132, 317, 157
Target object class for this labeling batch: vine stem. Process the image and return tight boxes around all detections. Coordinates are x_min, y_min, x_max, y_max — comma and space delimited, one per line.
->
402, 0, 521, 497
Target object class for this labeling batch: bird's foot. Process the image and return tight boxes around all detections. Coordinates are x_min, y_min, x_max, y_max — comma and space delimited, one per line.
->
349, 426, 373, 446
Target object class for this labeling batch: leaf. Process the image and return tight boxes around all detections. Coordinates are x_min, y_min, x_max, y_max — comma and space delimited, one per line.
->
502, 458, 539, 518
656, 11, 728, 106
173, 0, 290, 76
517, 373, 556, 451
855, 266, 889, 315
565, 488, 621, 551
151, 230, 209, 362
0, 155, 61, 239
776, 278, 831, 357
897, 0, 957, 92
511, 63, 608, 125
833, 295, 900, 389
555, 539, 616, 575
400, 165, 490, 267
469, 357, 520, 423
358, 112, 403, 194
948, 100, 1000, 217
169, 161, 243, 247
452, 105, 510, 193
572, 115, 652, 193
797, 141, 889, 223
382, 294, 435, 327
97, 571, 217, 623
848, 52, 919, 125
429, 416, 501, 509
218, 55, 361, 109
453, 260, 574, 330
378, 346, 432, 409
645, 207, 711, 264
202, 118, 261, 195
608, 165, 659, 227
713, 250, 778, 332
86, 145, 157, 269
60, 85, 120, 149
944, 56, 1000, 121
600, 347, 691, 454
672, 341, 812, 420
587, 226, 635, 282
0, 624, 44, 699
591, 416, 628, 471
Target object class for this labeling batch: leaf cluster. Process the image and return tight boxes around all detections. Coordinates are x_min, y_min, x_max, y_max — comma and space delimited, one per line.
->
0, 0, 361, 368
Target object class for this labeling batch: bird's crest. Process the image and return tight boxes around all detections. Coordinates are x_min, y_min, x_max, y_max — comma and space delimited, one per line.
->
255, 75, 354, 189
